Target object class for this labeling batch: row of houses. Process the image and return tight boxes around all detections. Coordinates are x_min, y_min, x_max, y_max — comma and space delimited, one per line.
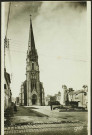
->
45, 85, 88, 109
4, 68, 12, 110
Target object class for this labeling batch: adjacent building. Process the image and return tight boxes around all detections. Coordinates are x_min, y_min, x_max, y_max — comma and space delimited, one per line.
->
16, 97, 19, 105
23, 80, 27, 106
19, 83, 24, 106
45, 91, 61, 105
68, 87, 88, 108
61, 85, 69, 105
12, 97, 16, 104
61, 85, 88, 109
45, 95, 51, 106
55, 91, 61, 103
4, 68, 12, 110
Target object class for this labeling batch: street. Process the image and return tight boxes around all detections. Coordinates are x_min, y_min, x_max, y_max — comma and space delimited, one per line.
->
4, 106, 88, 135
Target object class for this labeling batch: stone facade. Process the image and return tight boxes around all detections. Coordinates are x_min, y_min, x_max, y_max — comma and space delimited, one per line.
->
16, 97, 19, 105
23, 80, 27, 106
45, 92, 61, 105
19, 83, 24, 106
45, 95, 51, 105
68, 88, 88, 108
55, 91, 61, 103
61, 85, 69, 105
4, 68, 12, 110
19, 81, 27, 106
61, 85, 88, 109
26, 17, 45, 106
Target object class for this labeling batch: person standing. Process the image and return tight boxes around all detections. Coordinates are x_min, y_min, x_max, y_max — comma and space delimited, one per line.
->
50, 102, 53, 110
14, 101, 17, 112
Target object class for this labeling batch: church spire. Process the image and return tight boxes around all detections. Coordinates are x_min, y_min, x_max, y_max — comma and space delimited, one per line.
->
28, 15, 36, 53
27, 15, 38, 62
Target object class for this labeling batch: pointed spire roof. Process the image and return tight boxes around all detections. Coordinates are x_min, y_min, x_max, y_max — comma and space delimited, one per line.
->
28, 15, 36, 53
27, 15, 38, 62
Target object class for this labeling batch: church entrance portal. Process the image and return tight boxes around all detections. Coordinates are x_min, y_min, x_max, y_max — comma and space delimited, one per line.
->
32, 94, 37, 105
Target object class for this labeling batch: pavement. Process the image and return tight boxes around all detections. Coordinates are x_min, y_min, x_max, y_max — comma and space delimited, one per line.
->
4, 106, 88, 135
25, 106, 88, 124
4, 122, 88, 135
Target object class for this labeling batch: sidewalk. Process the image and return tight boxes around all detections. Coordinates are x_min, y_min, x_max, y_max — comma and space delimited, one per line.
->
24, 106, 88, 125
25, 106, 60, 122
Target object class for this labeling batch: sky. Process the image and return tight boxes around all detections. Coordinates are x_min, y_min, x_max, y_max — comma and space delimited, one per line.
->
3, 1, 90, 98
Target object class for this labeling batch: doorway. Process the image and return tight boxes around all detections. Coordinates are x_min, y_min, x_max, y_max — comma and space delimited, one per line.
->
32, 94, 37, 105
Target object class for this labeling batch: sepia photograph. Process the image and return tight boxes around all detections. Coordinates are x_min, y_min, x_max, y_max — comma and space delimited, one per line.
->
1, 1, 91, 135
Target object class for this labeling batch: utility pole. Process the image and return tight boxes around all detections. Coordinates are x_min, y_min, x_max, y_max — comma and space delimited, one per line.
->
4, 36, 9, 68
4, 2, 11, 69
82, 90, 83, 108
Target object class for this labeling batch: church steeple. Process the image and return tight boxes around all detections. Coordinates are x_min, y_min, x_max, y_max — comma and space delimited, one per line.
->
27, 15, 38, 62
26, 15, 45, 106
28, 15, 35, 52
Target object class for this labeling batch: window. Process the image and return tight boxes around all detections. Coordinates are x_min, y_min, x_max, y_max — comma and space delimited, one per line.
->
35, 83, 36, 89
31, 81, 36, 90
84, 92, 87, 96
31, 82, 33, 90
4, 84, 6, 89
32, 63, 34, 70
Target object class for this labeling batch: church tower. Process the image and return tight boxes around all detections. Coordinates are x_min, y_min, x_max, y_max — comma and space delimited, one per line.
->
26, 16, 45, 106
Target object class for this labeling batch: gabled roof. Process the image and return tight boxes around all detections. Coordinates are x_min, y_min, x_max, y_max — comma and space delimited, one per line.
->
68, 89, 87, 95
74, 89, 87, 95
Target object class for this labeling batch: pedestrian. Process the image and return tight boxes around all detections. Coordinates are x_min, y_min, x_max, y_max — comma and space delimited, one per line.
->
50, 102, 53, 110
14, 103, 17, 112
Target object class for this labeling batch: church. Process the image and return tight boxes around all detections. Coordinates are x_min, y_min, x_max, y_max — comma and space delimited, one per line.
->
26, 17, 45, 106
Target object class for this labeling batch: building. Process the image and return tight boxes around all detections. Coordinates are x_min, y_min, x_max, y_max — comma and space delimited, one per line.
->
4, 68, 12, 110
19, 81, 27, 106
66, 85, 88, 109
61, 85, 69, 105
19, 83, 24, 106
68, 88, 88, 108
45, 92, 61, 105
16, 97, 19, 105
12, 97, 16, 103
19, 93, 21, 105
40, 82, 45, 106
45, 95, 51, 105
23, 80, 27, 106
26, 17, 45, 106
55, 91, 61, 103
